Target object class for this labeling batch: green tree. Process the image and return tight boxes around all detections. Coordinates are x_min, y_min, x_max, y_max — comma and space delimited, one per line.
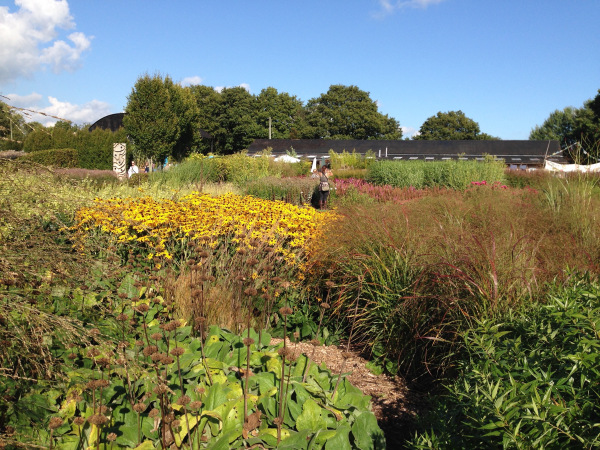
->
213, 86, 261, 154
188, 84, 221, 153
304, 85, 402, 140
529, 107, 578, 147
255, 87, 306, 139
123, 73, 197, 164
415, 110, 498, 140
0, 101, 27, 151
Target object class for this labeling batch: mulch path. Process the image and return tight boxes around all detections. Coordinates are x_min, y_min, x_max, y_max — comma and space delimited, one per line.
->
271, 338, 427, 448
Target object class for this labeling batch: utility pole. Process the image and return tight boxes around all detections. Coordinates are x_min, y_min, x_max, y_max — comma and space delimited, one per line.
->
269, 117, 272, 139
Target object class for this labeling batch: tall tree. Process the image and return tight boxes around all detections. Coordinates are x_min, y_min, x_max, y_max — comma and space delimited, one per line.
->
415, 110, 497, 140
255, 87, 306, 139
213, 86, 261, 154
529, 107, 578, 147
304, 85, 402, 140
123, 74, 197, 164
0, 101, 27, 151
188, 84, 221, 153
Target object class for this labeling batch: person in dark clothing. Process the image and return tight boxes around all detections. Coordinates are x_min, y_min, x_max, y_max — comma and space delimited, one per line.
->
318, 165, 332, 209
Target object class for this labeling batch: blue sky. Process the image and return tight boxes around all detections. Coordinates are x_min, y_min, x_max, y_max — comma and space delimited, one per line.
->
1, 0, 599, 139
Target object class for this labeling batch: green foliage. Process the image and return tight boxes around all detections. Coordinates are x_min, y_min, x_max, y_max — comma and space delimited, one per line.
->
366, 159, 506, 189
20, 148, 79, 167
414, 110, 498, 140
304, 85, 402, 140
328, 149, 373, 170
0, 101, 27, 151
124, 73, 198, 164
243, 176, 318, 206
409, 276, 600, 449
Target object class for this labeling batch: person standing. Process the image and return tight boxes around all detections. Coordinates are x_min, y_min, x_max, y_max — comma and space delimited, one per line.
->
128, 160, 139, 178
318, 165, 331, 209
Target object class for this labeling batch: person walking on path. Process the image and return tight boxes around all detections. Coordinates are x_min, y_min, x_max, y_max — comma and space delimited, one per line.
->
318, 165, 332, 209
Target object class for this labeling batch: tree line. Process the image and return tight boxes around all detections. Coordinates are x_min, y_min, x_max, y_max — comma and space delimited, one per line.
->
2, 74, 598, 167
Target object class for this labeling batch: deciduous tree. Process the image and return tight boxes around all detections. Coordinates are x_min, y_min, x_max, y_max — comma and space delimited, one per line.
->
304, 85, 401, 140
415, 110, 497, 140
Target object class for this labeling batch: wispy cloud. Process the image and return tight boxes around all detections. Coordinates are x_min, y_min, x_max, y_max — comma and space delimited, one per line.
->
180, 76, 203, 87
5, 92, 110, 126
374, 0, 447, 17
214, 83, 251, 93
0, 0, 92, 85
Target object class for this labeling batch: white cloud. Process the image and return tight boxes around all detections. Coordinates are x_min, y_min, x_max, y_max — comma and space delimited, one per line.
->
180, 76, 203, 87
214, 83, 251, 93
374, 0, 447, 16
4, 92, 110, 126
401, 126, 420, 138
0, 0, 91, 85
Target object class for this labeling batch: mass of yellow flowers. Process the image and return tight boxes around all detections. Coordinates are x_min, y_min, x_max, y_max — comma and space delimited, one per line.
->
71, 192, 337, 266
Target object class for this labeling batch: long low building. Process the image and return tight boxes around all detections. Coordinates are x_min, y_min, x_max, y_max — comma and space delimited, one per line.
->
246, 139, 569, 168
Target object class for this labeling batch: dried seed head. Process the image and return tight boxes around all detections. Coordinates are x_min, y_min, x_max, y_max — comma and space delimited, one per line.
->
341, 351, 353, 359
116, 313, 129, 321
176, 395, 191, 406
325, 281, 335, 288
280, 281, 291, 289
151, 352, 164, 363
86, 348, 100, 358
133, 402, 147, 413
277, 347, 292, 358
48, 417, 63, 430
279, 306, 293, 317
67, 353, 78, 360
172, 419, 181, 428
161, 355, 174, 365
96, 379, 110, 389
246, 258, 259, 266
150, 333, 163, 341
97, 357, 111, 368
198, 251, 210, 259
73, 417, 85, 426
107, 432, 117, 442
163, 413, 175, 424
320, 302, 330, 309
153, 384, 168, 395
310, 339, 321, 347
271, 276, 282, 283
195, 386, 206, 395
327, 268, 334, 274
206, 275, 216, 282
143, 345, 158, 357
243, 337, 255, 346
236, 248, 247, 255
87, 414, 108, 426
148, 408, 160, 418
244, 287, 258, 297
170, 347, 185, 357
189, 400, 203, 410
135, 303, 149, 313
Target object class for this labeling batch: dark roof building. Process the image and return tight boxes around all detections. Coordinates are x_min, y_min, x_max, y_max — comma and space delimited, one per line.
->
88, 113, 125, 132
246, 139, 569, 167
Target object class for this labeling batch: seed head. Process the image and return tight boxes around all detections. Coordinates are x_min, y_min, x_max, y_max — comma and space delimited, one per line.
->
87, 414, 108, 426
143, 345, 158, 357
243, 337, 255, 346
133, 402, 147, 413
189, 400, 203, 410
176, 395, 191, 406
48, 417, 63, 430
170, 347, 185, 357
148, 408, 160, 418
279, 306, 293, 317
150, 332, 163, 341
107, 432, 117, 442
320, 302, 330, 309
244, 287, 258, 297
73, 417, 85, 426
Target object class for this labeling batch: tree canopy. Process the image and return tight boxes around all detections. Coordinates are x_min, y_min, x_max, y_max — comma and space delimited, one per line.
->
123, 74, 198, 164
414, 110, 497, 140
304, 85, 401, 140
530, 89, 600, 162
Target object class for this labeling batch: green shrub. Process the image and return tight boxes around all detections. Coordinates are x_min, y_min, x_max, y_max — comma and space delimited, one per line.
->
243, 176, 318, 206
410, 275, 600, 449
20, 148, 78, 167
367, 159, 506, 190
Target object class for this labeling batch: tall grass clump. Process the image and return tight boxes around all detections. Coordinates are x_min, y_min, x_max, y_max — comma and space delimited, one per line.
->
308, 181, 600, 378
410, 274, 600, 449
328, 149, 376, 170
367, 158, 506, 190
243, 176, 318, 206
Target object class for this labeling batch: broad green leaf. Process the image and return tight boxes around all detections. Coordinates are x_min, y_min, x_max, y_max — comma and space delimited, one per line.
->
352, 412, 384, 450
324, 424, 352, 450
295, 398, 327, 431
